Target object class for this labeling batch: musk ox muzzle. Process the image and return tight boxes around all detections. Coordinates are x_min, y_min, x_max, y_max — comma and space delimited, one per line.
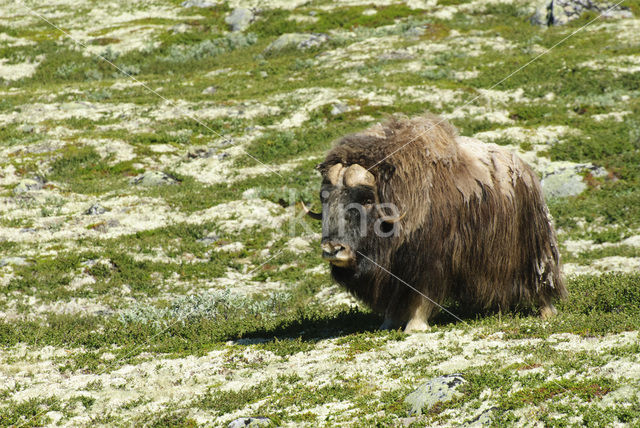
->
308, 114, 568, 333
321, 240, 355, 267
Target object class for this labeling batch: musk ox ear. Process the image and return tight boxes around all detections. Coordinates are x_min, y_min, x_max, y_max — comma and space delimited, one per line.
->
377, 161, 396, 183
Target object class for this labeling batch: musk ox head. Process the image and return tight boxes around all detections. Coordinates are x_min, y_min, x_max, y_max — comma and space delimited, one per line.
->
303, 162, 403, 270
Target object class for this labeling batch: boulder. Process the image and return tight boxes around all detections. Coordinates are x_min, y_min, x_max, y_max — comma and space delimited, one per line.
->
131, 171, 179, 186
225, 8, 254, 32
404, 374, 466, 416
531, 0, 633, 26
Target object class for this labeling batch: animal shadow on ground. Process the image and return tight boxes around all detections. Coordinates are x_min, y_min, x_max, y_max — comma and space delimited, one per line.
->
231, 300, 540, 346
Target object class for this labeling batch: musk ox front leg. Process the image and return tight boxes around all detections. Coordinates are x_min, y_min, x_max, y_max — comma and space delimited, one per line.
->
380, 286, 433, 333
404, 294, 433, 333
379, 284, 404, 330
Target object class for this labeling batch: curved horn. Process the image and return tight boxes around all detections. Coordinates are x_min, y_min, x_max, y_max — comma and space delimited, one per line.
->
374, 192, 406, 223
301, 200, 322, 220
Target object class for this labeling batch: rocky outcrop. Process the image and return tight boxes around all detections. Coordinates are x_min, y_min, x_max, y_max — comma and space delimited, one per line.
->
532, 0, 633, 26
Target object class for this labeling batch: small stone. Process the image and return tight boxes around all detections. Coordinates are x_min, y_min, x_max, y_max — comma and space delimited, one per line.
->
330, 103, 349, 116
227, 417, 270, 428
201, 86, 217, 95
259, 71, 268, 78
181, 0, 214, 7
405, 374, 466, 416
19, 124, 35, 133
131, 171, 179, 186
187, 147, 216, 158
225, 8, 254, 32
197, 235, 219, 245
85, 203, 106, 215
13, 178, 43, 194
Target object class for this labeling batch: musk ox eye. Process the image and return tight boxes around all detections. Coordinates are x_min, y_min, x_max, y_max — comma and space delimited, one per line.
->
350, 187, 375, 205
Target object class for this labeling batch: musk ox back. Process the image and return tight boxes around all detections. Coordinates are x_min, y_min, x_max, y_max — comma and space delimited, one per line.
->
306, 114, 567, 332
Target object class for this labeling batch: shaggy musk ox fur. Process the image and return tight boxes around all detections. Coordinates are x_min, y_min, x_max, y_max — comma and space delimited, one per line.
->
312, 114, 567, 332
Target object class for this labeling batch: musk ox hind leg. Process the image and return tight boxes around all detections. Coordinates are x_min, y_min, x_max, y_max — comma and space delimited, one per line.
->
539, 295, 558, 319
540, 304, 557, 319
380, 316, 402, 331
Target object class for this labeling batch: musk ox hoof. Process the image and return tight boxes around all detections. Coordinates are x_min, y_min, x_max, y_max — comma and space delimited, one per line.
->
379, 318, 401, 331
404, 318, 429, 333
540, 304, 558, 319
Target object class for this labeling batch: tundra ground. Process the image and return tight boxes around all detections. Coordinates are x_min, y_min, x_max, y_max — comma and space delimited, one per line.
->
1, 0, 639, 426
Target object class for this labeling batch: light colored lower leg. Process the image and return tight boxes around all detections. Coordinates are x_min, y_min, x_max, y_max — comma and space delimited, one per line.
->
540, 303, 557, 319
404, 298, 432, 333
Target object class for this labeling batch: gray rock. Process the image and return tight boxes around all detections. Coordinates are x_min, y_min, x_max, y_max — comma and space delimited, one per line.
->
14, 178, 43, 194
404, 374, 466, 416
197, 234, 219, 245
0, 257, 29, 268
532, 0, 633, 26
187, 147, 216, 158
227, 417, 270, 428
181, 0, 214, 7
131, 171, 179, 186
330, 103, 349, 116
85, 203, 106, 215
264, 33, 328, 53
551, 2, 569, 25
225, 8, 254, 32
531, 0, 551, 25
541, 168, 587, 198
259, 71, 268, 78
201, 86, 217, 95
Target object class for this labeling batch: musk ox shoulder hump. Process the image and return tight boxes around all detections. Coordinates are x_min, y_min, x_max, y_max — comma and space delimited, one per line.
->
455, 135, 535, 202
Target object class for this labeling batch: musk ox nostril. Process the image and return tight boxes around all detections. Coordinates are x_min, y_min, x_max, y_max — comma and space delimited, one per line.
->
321, 241, 344, 256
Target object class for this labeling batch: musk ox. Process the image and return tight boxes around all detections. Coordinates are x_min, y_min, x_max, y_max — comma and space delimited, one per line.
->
304, 114, 567, 332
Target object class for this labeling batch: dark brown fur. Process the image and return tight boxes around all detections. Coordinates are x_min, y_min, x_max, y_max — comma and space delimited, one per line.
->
318, 114, 567, 326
